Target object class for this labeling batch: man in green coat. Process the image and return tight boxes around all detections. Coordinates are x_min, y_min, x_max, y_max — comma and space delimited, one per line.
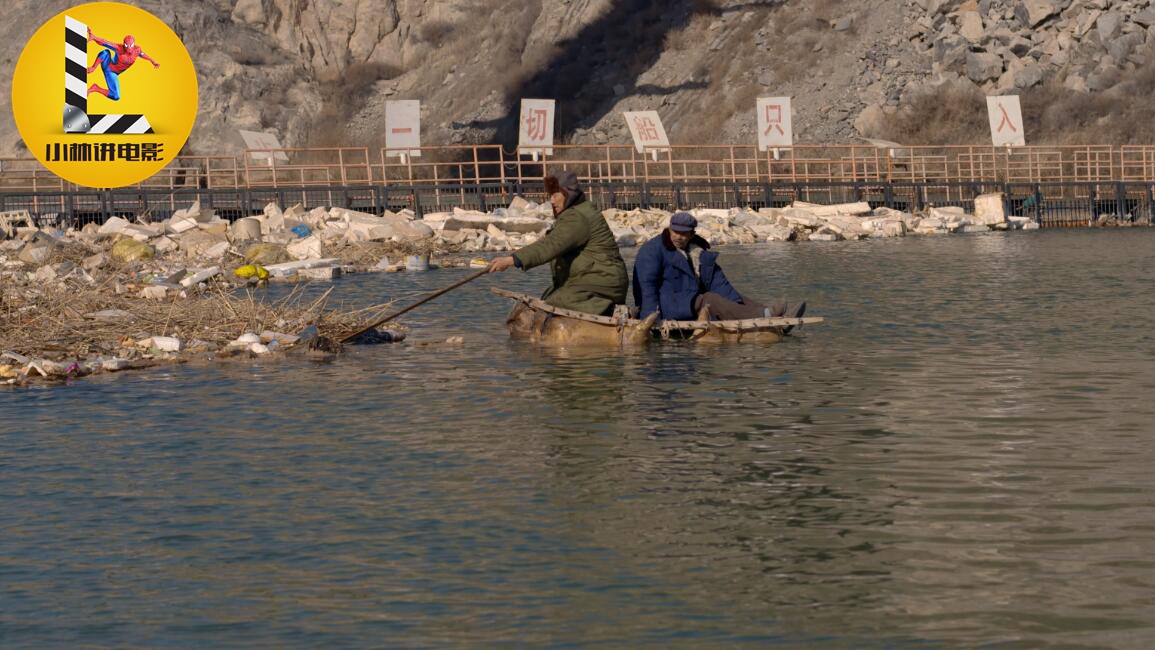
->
487, 170, 628, 316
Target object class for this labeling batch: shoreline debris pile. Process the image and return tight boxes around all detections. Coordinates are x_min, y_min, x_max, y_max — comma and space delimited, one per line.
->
2, 191, 1146, 386
0, 275, 400, 387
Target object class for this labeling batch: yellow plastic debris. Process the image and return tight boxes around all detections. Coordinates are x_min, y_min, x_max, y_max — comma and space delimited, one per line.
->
111, 238, 155, 262
234, 264, 269, 280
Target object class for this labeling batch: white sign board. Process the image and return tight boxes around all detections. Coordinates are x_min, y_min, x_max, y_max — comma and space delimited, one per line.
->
987, 96, 1026, 147
239, 130, 289, 164
518, 99, 556, 156
623, 111, 670, 155
385, 100, 422, 157
756, 97, 794, 151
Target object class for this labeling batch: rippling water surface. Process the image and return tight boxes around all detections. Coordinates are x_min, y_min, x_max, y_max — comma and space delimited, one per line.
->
3, 230, 1155, 649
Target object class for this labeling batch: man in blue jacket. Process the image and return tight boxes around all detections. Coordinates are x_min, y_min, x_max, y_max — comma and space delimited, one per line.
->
632, 212, 802, 322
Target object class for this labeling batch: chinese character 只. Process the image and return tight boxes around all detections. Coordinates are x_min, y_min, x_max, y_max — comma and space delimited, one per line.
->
764, 105, 785, 136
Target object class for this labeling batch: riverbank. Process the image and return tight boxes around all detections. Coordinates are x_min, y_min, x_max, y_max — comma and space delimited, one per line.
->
2, 195, 1147, 386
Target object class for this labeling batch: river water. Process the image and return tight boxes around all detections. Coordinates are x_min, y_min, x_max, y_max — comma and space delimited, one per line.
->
2, 229, 1155, 649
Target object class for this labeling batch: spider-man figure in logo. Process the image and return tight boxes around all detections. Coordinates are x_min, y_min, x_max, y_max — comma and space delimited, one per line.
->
86, 27, 160, 101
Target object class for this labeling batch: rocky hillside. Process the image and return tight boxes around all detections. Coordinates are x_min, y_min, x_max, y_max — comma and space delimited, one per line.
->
2, 0, 1153, 159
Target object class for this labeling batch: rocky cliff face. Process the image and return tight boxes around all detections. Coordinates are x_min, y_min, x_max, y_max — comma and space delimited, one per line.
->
2, 0, 1152, 159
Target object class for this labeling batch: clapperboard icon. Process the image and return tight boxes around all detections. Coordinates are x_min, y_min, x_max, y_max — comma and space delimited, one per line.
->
63, 15, 153, 134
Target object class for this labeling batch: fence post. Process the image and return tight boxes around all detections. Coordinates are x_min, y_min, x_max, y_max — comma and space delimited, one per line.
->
733, 184, 742, 208
101, 188, 111, 221
673, 183, 683, 210
641, 182, 651, 209
1088, 184, 1098, 226
883, 183, 894, 209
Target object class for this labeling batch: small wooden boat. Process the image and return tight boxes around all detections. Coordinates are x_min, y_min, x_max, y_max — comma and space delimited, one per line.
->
492, 289, 823, 345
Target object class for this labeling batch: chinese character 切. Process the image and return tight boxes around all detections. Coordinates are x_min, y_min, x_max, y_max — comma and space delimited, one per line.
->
524, 108, 549, 142
634, 116, 660, 142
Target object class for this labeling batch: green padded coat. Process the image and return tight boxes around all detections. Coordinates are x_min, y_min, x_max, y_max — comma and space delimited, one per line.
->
512, 200, 628, 315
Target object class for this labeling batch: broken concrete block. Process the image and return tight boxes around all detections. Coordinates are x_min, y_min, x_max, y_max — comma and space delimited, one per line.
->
393, 221, 435, 240
196, 220, 229, 236
442, 211, 550, 234
139, 286, 168, 300
973, 193, 1007, 225
286, 235, 323, 260
123, 223, 164, 241
876, 219, 907, 237
101, 358, 132, 371
171, 200, 206, 223
232, 217, 263, 241
179, 266, 222, 287
154, 236, 178, 253
759, 224, 796, 241
298, 266, 342, 280
929, 206, 967, 220
781, 209, 820, 228
178, 230, 228, 258
149, 336, 183, 352
167, 215, 199, 234
792, 201, 873, 217
202, 241, 230, 259
263, 258, 342, 278
97, 216, 131, 237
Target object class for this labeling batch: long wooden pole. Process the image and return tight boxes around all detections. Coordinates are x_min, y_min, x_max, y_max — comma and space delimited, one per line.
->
340, 269, 489, 343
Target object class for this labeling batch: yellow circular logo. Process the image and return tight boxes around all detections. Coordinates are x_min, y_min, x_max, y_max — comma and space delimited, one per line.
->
11, 2, 198, 189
